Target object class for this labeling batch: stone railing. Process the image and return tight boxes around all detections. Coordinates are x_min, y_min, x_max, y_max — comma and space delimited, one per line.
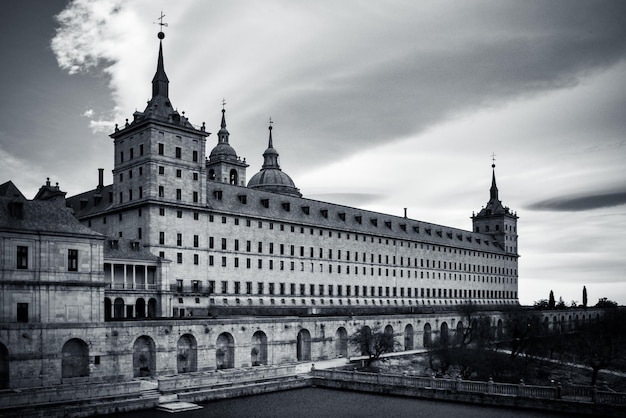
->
311, 369, 626, 406
158, 364, 296, 393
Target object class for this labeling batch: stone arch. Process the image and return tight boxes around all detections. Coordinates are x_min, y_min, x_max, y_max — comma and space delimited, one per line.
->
359, 326, 372, 355
177, 334, 197, 373
229, 169, 238, 185
0, 343, 9, 389
561, 315, 566, 331
104, 297, 112, 321
62, 338, 89, 378
113, 297, 124, 319
133, 335, 156, 377
297, 329, 311, 361
404, 324, 414, 350
553, 316, 559, 333
208, 169, 216, 181
423, 323, 432, 348
455, 321, 464, 345
136, 298, 146, 318
335, 327, 348, 358
251, 331, 268, 366
440, 322, 449, 346
543, 317, 549, 334
216, 332, 235, 369
497, 318, 504, 340
568, 315, 573, 331
147, 298, 157, 318
574, 314, 580, 328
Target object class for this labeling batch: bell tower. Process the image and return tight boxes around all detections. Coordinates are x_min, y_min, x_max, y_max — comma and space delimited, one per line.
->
472, 163, 519, 255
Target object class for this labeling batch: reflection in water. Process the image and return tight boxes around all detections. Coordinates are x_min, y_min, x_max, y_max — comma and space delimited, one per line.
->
115, 387, 576, 418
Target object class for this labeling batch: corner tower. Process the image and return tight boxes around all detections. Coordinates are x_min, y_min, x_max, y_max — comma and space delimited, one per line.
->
108, 30, 209, 221
206, 106, 248, 185
472, 163, 519, 255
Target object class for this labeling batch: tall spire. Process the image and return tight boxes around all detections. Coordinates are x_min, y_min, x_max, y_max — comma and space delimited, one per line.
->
490, 163, 499, 200
262, 119, 280, 169
218, 105, 230, 144
151, 31, 169, 98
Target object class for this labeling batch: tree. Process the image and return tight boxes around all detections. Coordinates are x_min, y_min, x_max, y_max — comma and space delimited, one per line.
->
595, 297, 618, 309
533, 299, 549, 310
556, 297, 566, 310
348, 326, 397, 367
582, 286, 588, 308
549, 290, 555, 309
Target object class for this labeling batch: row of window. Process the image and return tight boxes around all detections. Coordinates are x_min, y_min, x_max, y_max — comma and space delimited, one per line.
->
119, 141, 199, 163
175, 279, 516, 300
15, 246, 78, 271
160, 233, 516, 276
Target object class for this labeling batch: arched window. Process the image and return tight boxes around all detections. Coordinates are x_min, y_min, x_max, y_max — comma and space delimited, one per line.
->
455, 321, 464, 345
297, 329, 311, 361
104, 297, 112, 321
497, 319, 504, 340
133, 336, 156, 377
62, 338, 89, 378
216, 333, 235, 369
136, 298, 146, 319
335, 327, 348, 358
177, 334, 197, 373
147, 298, 157, 318
251, 331, 268, 366
113, 298, 124, 319
229, 169, 238, 185
423, 323, 432, 348
404, 324, 414, 350
209, 169, 216, 181
0, 343, 9, 389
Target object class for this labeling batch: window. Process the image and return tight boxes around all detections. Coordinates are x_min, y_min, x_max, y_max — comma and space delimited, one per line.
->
193, 150, 198, 162
158, 143, 164, 155
177, 233, 182, 246
176, 169, 182, 178
129, 147, 134, 159
120, 151, 124, 163
193, 191, 198, 203
193, 212, 199, 220
158, 186, 164, 197
177, 253, 183, 264
159, 207, 165, 216
159, 166, 164, 175
17, 246, 28, 269
177, 210, 183, 218
175, 147, 182, 158
139, 187, 143, 198
17, 303, 28, 323
194, 235, 199, 248
140, 144, 144, 155
194, 254, 199, 265
176, 189, 182, 200
67, 249, 79, 271
159, 232, 165, 245
193, 172, 199, 181
221, 238, 227, 250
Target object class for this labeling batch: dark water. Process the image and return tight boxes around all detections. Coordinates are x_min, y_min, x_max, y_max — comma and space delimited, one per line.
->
115, 388, 581, 418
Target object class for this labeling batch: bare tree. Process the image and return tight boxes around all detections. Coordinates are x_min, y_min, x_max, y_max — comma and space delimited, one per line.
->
348, 326, 397, 367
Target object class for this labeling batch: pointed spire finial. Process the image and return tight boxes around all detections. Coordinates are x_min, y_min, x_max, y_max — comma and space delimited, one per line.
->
490, 153, 499, 200
154, 11, 168, 39
268, 117, 274, 148
491, 152, 496, 168
151, 14, 169, 98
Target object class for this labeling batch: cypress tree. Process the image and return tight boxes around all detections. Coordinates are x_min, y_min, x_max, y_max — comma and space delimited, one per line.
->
549, 290, 555, 309
583, 286, 588, 308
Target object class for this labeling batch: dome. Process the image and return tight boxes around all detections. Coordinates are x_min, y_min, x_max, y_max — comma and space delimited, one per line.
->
246, 123, 301, 197
248, 169, 301, 197
209, 142, 238, 159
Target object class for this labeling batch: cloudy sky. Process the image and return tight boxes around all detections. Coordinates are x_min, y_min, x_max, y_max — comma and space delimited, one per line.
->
2, 0, 625, 306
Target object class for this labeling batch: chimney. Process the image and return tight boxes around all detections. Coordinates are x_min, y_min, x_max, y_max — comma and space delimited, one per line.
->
404, 208, 407, 218
98, 168, 104, 190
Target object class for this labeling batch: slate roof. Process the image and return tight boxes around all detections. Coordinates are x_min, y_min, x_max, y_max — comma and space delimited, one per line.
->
206, 182, 509, 255
103, 237, 162, 262
0, 181, 25, 199
66, 184, 114, 218
0, 195, 102, 237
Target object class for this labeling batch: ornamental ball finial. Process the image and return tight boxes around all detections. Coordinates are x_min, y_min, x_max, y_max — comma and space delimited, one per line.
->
158, 31, 165, 40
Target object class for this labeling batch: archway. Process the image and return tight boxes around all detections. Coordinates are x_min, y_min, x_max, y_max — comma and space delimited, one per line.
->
404, 324, 414, 350
297, 329, 311, 361
216, 332, 235, 369
497, 319, 504, 340
113, 298, 124, 319
359, 326, 372, 355
251, 331, 268, 366
104, 297, 112, 321
147, 298, 157, 318
133, 336, 156, 377
423, 323, 432, 348
62, 338, 89, 378
440, 322, 449, 346
335, 327, 348, 358
0, 343, 9, 389
553, 316, 559, 333
229, 169, 238, 185
455, 321, 464, 345
135, 298, 146, 319
177, 334, 197, 373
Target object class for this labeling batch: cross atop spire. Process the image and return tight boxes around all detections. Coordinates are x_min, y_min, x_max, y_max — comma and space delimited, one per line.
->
151, 14, 169, 99
491, 152, 496, 168
154, 11, 168, 38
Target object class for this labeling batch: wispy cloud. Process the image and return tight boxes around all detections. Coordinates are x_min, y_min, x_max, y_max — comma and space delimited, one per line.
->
527, 191, 626, 211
